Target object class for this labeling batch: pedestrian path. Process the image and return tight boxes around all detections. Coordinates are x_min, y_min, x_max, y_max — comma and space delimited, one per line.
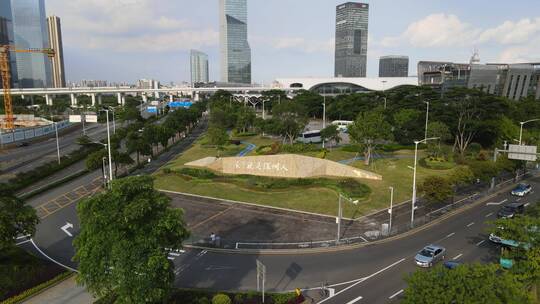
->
237, 141, 257, 157
22, 276, 94, 304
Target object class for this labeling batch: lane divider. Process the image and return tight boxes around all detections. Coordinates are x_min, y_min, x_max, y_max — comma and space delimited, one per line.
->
317, 258, 406, 304
466, 222, 475, 227
485, 212, 494, 218
388, 289, 404, 300
345, 295, 363, 304
452, 253, 463, 260
476, 240, 486, 246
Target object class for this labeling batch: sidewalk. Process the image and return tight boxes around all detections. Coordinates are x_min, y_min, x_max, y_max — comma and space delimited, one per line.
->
22, 276, 94, 304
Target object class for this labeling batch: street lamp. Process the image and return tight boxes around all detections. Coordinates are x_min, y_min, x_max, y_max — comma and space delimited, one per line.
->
100, 108, 114, 186
381, 80, 388, 109
54, 121, 61, 164
337, 193, 359, 243
388, 186, 394, 234
519, 119, 540, 145
410, 137, 439, 228
424, 101, 430, 141
322, 97, 326, 149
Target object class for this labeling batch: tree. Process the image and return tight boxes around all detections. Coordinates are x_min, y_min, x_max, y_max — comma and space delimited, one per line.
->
0, 191, 39, 250
320, 124, 341, 148
235, 107, 256, 133
392, 109, 422, 145
207, 126, 229, 156
427, 121, 452, 158
418, 175, 454, 203
403, 264, 530, 304
348, 107, 393, 165
271, 101, 308, 144
85, 149, 107, 171
74, 176, 190, 303
126, 131, 152, 166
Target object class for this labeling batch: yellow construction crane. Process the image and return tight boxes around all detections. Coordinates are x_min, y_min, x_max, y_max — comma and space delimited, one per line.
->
0, 45, 55, 129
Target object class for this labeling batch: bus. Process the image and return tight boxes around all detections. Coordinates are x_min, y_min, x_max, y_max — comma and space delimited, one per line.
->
332, 120, 353, 132
489, 229, 535, 269
297, 130, 322, 144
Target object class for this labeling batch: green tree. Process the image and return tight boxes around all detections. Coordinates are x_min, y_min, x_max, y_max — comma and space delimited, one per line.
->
74, 176, 189, 303
271, 101, 308, 144
418, 175, 454, 203
320, 124, 341, 148
85, 149, 107, 171
126, 131, 152, 166
212, 294, 232, 304
235, 107, 256, 133
392, 109, 422, 145
348, 107, 393, 165
0, 191, 39, 250
207, 126, 229, 156
403, 264, 530, 304
427, 121, 452, 158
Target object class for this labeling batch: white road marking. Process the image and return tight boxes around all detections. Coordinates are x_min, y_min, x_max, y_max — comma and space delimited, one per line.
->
485, 212, 494, 218
452, 254, 463, 260
446, 232, 456, 238
476, 240, 486, 246
486, 199, 507, 206
517, 198, 522, 201
359, 236, 368, 243
30, 239, 78, 272
345, 295, 363, 304
467, 222, 475, 227
317, 258, 407, 303
61, 222, 74, 237
16, 239, 31, 246
16, 234, 31, 240
525, 203, 530, 207
388, 289, 404, 299
204, 265, 236, 271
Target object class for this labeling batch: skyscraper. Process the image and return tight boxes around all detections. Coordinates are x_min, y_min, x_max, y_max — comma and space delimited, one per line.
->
379, 56, 409, 77
47, 15, 65, 88
190, 49, 209, 84
335, 2, 369, 78
11, 0, 51, 88
0, 0, 17, 87
219, 0, 251, 84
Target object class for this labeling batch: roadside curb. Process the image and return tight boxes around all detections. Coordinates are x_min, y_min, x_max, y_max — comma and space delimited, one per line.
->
183, 179, 522, 255
1, 272, 75, 304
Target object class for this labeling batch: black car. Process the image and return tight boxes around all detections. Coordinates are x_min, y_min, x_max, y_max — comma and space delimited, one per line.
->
17, 142, 30, 147
497, 202, 525, 219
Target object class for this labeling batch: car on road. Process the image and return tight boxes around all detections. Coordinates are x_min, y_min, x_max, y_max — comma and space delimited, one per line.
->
414, 245, 446, 267
497, 202, 526, 219
511, 183, 532, 197
17, 142, 30, 147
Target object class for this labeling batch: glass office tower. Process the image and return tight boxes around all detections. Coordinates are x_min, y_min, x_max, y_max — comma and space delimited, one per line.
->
47, 15, 65, 88
11, 0, 51, 88
219, 0, 251, 84
379, 56, 409, 77
335, 2, 369, 78
0, 0, 17, 87
190, 49, 209, 84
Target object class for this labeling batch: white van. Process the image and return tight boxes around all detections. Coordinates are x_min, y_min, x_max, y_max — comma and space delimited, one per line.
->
332, 120, 353, 132
297, 130, 322, 144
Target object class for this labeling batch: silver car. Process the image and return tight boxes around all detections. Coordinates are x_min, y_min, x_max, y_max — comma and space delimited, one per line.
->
414, 245, 446, 267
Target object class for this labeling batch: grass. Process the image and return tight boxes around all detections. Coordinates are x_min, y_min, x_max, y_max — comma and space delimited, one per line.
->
156, 135, 460, 218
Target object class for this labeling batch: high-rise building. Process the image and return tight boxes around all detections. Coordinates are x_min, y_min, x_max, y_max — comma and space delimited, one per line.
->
335, 2, 369, 78
11, 0, 51, 88
0, 0, 17, 87
219, 0, 251, 84
47, 15, 65, 88
190, 49, 209, 84
379, 56, 409, 77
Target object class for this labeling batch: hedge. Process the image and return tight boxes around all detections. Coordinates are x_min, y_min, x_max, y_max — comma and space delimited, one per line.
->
1, 271, 72, 304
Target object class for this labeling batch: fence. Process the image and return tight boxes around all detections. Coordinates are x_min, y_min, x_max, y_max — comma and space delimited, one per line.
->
0, 120, 71, 145
186, 169, 533, 251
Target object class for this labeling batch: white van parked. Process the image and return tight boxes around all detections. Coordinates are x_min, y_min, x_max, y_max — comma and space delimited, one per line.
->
331, 120, 353, 132
297, 130, 322, 144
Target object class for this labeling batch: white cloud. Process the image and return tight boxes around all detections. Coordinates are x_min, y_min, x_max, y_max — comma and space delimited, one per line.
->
479, 18, 540, 45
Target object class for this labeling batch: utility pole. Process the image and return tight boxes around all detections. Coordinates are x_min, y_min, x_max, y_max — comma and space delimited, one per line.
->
337, 194, 359, 243
388, 186, 394, 234
410, 137, 439, 228
54, 121, 61, 164
104, 109, 113, 186
424, 101, 430, 140
322, 97, 326, 149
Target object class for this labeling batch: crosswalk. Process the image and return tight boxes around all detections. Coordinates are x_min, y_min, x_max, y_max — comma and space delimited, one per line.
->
165, 248, 186, 260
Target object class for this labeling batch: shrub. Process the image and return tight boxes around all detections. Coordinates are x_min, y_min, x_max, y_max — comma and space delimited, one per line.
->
197, 297, 211, 304
341, 144, 362, 153
281, 143, 319, 153
212, 293, 231, 304
178, 168, 217, 179
467, 160, 500, 182
233, 293, 244, 304
337, 179, 371, 198
448, 167, 475, 187
419, 176, 454, 203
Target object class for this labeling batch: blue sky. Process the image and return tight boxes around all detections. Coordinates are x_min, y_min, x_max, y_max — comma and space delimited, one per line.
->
47, 0, 540, 84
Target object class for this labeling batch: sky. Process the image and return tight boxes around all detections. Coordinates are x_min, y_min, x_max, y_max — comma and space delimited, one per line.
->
46, 0, 540, 85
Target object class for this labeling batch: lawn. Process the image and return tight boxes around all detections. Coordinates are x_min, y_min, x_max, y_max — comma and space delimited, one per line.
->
156, 135, 460, 218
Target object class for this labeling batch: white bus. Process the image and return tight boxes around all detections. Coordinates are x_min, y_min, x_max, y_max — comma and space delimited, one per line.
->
297, 130, 322, 144
332, 120, 353, 132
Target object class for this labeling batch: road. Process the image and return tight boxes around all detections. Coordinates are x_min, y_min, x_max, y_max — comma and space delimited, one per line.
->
0, 123, 107, 176
22, 167, 537, 303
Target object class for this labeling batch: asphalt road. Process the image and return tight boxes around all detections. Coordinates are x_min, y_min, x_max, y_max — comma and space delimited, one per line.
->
0, 123, 107, 175
24, 171, 538, 303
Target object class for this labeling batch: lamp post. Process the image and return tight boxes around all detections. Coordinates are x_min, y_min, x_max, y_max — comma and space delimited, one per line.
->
388, 186, 394, 234
337, 194, 359, 243
424, 101, 430, 140
54, 121, 61, 164
519, 119, 540, 145
322, 97, 326, 149
410, 137, 439, 228
100, 109, 114, 186
382, 80, 387, 109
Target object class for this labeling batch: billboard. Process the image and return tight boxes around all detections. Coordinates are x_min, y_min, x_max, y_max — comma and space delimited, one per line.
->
85, 115, 98, 123
508, 144, 537, 161
147, 106, 158, 113
169, 101, 192, 108
69, 115, 82, 123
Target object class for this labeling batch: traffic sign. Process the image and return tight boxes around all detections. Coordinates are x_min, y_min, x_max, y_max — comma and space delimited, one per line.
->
508, 144, 537, 161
